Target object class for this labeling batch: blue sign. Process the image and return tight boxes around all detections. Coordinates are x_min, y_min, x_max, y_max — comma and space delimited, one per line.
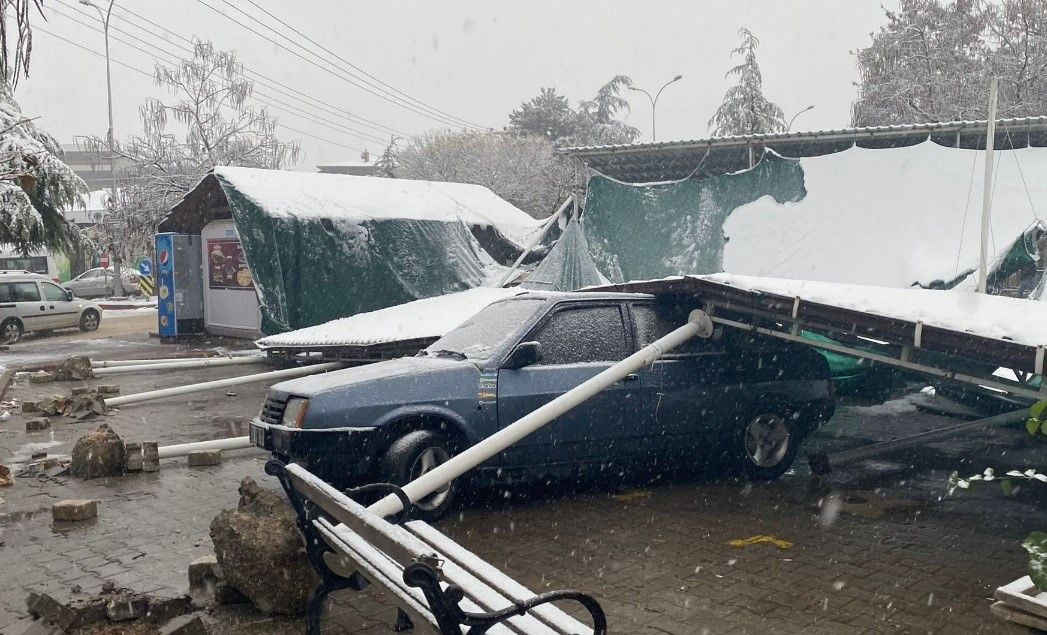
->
155, 234, 177, 337
138, 258, 153, 277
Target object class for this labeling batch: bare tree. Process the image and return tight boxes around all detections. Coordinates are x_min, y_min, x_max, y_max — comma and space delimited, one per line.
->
88, 39, 300, 293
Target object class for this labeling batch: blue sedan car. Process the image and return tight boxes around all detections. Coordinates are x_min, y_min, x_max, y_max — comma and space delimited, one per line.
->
250, 291, 834, 519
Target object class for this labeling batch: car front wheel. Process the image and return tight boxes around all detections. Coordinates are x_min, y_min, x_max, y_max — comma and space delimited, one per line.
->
1, 319, 22, 343
380, 430, 457, 521
732, 410, 799, 480
79, 310, 100, 332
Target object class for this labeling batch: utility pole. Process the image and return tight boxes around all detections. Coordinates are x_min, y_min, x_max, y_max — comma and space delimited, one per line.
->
977, 77, 998, 294
628, 75, 683, 142
81, 0, 125, 296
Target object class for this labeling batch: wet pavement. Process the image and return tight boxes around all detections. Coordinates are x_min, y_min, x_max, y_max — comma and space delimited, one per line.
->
0, 333, 1044, 633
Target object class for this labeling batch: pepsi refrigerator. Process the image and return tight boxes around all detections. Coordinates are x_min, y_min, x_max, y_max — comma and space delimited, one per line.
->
154, 233, 204, 337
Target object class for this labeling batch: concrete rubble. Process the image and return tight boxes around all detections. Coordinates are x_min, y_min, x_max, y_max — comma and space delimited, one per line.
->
187, 450, 222, 467
23, 418, 50, 432
51, 500, 97, 523
187, 554, 247, 608
69, 424, 125, 479
23, 588, 198, 633
209, 477, 319, 616
54, 356, 94, 381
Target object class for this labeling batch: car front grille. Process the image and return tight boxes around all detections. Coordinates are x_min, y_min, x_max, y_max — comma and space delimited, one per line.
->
260, 395, 286, 425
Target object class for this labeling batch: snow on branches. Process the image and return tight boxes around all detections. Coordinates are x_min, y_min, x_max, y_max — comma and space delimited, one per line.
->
708, 29, 786, 137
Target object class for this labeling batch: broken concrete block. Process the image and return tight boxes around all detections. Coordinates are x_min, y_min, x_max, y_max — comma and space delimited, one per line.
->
187, 554, 220, 586
70, 424, 124, 479
187, 450, 221, 467
97, 384, 120, 396
28, 371, 56, 384
35, 396, 67, 416
105, 594, 148, 621
146, 595, 192, 621
0, 464, 12, 487
21, 401, 38, 413
24, 418, 50, 432
143, 441, 159, 472
63, 392, 106, 420
25, 593, 76, 629
124, 442, 143, 472
159, 612, 209, 635
70, 387, 91, 396
52, 499, 97, 522
55, 356, 94, 381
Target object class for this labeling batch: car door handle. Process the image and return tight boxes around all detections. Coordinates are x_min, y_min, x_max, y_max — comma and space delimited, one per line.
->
48, 305, 54, 309
39, 305, 45, 311
620, 373, 639, 382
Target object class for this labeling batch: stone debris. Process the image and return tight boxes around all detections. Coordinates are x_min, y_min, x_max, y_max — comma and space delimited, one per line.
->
70, 386, 91, 396
25, 589, 193, 632
142, 441, 160, 472
0, 464, 12, 487
159, 611, 211, 635
63, 391, 107, 420
187, 450, 222, 467
52, 499, 97, 522
97, 384, 120, 396
105, 595, 148, 621
21, 400, 38, 413
54, 356, 94, 381
187, 554, 247, 608
209, 477, 319, 615
124, 442, 144, 472
70, 424, 125, 479
24, 418, 50, 432
28, 371, 56, 384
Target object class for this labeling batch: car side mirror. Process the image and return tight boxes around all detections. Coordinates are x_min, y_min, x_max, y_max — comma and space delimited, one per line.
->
503, 341, 543, 369
65, 289, 74, 301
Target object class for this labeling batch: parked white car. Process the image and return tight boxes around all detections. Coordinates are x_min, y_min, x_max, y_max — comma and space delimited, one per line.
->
64, 267, 141, 299
0, 271, 102, 343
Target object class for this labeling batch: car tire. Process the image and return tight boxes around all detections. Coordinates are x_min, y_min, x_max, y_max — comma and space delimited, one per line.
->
730, 405, 800, 480
380, 430, 457, 522
1, 318, 22, 344
79, 310, 100, 332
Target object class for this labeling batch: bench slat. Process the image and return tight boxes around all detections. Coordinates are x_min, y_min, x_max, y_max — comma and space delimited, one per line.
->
286, 465, 558, 634
406, 520, 593, 635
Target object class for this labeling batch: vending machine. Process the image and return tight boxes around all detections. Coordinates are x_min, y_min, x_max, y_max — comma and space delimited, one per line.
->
154, 233, 204, 337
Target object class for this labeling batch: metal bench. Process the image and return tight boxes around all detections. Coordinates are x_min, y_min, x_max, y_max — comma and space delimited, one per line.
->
266, 459, 607, 635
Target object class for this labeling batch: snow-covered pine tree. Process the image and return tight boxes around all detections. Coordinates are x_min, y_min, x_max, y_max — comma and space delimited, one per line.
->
708, 28, 786, 137
508, 88, 576, 141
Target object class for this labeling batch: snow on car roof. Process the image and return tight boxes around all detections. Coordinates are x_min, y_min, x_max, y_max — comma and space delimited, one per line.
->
213, 166, 543, 245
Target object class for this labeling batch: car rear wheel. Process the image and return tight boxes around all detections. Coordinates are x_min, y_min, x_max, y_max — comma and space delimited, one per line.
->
732, 410, 799, 480
380, 430, 457, 522
79, 310, 100, 332
1, 319, 22, 344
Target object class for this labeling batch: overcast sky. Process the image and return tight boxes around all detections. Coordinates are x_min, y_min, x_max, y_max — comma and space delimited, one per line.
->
17, 0, 897, 170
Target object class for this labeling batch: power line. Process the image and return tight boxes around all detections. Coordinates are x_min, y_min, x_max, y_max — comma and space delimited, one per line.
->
109, 2, 407, 139
34, 24, 365, 152
47, 4, 382, 148
241, 0, 485, 130
192, 0, 478, 130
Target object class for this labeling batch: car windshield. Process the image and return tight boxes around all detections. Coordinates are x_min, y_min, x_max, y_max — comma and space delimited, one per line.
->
423, 298, 545, 361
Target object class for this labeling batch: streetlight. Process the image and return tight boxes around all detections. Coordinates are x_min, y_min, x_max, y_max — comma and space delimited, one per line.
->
628, 74, 683, 142
80, 0, 124, 295
786, 105, 815, 132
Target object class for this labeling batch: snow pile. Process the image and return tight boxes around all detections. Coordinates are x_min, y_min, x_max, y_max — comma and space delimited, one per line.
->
213, 166, 542, 245
723, 141, 1047, 288
256, 287, 521, 348
702, 273, 1047, 347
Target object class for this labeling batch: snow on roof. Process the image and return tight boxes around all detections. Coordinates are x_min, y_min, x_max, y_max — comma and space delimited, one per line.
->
256, 286, 521, 348
723, 140, 1047, 288
316, 158, 377, 168
213, 166, 542, 245
702, 273, 1047, 348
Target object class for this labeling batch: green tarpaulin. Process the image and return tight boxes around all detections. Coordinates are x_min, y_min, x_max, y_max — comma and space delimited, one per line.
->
582, 153, 806, 282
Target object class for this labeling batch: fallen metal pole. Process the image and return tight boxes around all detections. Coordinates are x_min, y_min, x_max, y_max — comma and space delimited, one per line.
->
369, 310, 714, 518
104, 362, 344, 408
93, 356, 266, 375
158, 436, 253, 459
496, 195, 573, 288
808, 408, 1026, 475
92, 357, 212, 368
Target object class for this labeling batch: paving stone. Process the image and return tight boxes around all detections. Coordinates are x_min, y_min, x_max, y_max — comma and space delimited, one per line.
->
187, 450, 221, 467
124, 442, 143, 472
24, 418, 50, 432
51, 500, 98, 522
142, 441, 160, 472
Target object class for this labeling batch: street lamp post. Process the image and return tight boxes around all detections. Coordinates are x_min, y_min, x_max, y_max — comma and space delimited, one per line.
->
80, 0, 124, 296
628, 75, 683, 142
786, 105, 815, 132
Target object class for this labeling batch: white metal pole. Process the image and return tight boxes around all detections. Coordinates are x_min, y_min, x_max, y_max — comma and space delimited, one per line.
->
92, 355, 262, 368
496, 196, 574, 288
977, 77, 999, 294
158, 436, 253, 459
368, 310, 714, 518
92, 356, 267, 375
103, 362, 343, 407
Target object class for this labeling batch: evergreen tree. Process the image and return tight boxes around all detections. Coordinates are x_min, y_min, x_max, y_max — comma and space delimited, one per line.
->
708, 29, 786, 136
508, 87, 575, 141
506, 76, 639, 146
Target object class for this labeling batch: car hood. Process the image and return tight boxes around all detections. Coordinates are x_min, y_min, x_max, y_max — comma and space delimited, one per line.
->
270, 355, 476, 398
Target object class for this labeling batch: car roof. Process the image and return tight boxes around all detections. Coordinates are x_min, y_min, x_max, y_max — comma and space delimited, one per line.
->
502, 289, 655, 302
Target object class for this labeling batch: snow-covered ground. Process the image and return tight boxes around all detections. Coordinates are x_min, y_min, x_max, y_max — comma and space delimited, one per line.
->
724, 141, 1047, 288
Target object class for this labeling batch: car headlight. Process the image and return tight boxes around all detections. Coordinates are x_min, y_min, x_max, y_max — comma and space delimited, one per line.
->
281, 397, 310, 428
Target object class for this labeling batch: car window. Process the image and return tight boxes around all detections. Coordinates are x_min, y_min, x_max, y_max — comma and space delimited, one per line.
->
5, 281, 41, 302
78, 270, 101, 280
41, 282, 67, 301
533, 305, 628, 364
427, 298, 546, 360
631, 304, 720, 355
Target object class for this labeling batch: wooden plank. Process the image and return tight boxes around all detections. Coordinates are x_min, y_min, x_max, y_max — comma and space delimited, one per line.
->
991, 601, 1047, 631
407, 520, 593, 635
994, 575, 1047, 619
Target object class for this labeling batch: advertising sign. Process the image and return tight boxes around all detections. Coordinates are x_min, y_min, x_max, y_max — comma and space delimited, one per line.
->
155, 233, 177, 337
206, 239, 253, 290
